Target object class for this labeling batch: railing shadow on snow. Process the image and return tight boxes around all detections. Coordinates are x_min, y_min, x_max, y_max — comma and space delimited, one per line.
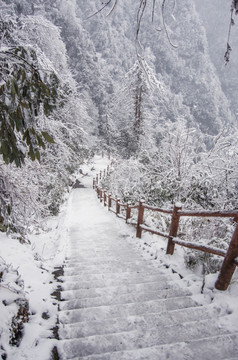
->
93, 165, 238, 291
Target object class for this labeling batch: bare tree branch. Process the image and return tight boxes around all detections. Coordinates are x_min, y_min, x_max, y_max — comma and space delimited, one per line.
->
136, 0, 147, 41
87, 0, 177, 49
224, 1, 237, 65
152, 0, 156, 23
161, 0, 178, 49
106, 0, 119, 17
86, 0, 113, 20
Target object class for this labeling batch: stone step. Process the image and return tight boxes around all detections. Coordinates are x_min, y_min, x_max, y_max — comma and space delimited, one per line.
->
59, 305, 220, 339
63, 267, 165, 277
64, 255, 146, 265
60, 271, 171, 286
64, 246, 138, 254
59, 342, 188, 360
59, 279, 171, 302
58, 319, 235, 359
65, 252, 141, 258
60, 286, 191, 310
64, 244, 139, 251
64, 258, 156, 268
59, 296, 198, 324
63, 262, 160, 276
186, 333, 238, 360
60, 274, 172, 292
66, 239, 137, 246
62, 333, 238, 360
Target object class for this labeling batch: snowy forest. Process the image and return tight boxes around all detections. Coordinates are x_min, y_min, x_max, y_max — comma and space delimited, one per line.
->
1, 0, 238, 265
1, 0, 238, 234
1, 0, 238, 358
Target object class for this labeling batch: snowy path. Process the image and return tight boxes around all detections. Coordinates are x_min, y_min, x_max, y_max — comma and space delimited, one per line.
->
56, 157, 238, 360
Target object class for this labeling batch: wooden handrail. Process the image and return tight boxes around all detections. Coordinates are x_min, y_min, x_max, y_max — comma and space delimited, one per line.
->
172, 237, 227, 258
136, 201, 145, 238
143, 203, 173, 215
166, 204, 182, 255
116, 198, 120, 215
140, 224, 170, 239
94, 169, 238, 290
126, 203, 131, 223
178, 210, 238, 218
215, 222, 238, 290
118, 202, 127, 207
129, 204, 139, 209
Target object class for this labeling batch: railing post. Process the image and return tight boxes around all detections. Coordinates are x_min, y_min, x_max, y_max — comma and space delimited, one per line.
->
126, 202, 131, 223
108, 193, 112, 210
136, 200, 145, 238
104, 191, 107, 207
166, 203, 182, 255
116, 198, 120, 216
107, 165, 110, 174
103, 169, 106, 177
100, 170, 102, 180
96, 174, 98, 184
93, 178, 95, 189
100, 189, 103, 202
215, 222, 238, 290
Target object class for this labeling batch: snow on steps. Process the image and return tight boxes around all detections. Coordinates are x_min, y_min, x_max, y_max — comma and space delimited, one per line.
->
59, 306, 222, 339
60, 288, 192, 311
57, 258, 237, 360
56, 177, 237, 359
58, 261, 237, 356
62, 333, 238, 360
60, 322, 237, 357
59, 296, 196, 325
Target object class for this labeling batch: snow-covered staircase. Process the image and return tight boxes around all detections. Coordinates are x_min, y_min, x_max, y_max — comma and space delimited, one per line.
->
56, 160, 238, 360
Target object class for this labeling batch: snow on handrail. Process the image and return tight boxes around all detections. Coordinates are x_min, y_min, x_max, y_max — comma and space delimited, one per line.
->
172, 237, 227, 258
139, 224, 170, 239
143, 203, 173, 214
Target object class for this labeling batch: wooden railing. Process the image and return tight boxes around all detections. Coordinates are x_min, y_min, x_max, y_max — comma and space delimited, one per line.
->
93, 168, 238, 291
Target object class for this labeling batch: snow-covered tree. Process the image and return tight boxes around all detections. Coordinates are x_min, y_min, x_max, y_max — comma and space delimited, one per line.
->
0, 16, 58, 166
0, 9, 94, 233
109, 58, 165, 157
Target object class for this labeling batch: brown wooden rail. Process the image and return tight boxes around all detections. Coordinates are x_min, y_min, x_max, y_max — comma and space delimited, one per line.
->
178, 210, 238, 219
93, 169, 238, 291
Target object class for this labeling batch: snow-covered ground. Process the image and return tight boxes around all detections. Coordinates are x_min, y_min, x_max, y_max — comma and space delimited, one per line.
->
0, 193, 69, 359
0, 155, 238, 359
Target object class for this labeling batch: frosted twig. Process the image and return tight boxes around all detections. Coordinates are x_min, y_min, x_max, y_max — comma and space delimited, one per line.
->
136, 0, 147, 41
161, 0, 178, 48
86, 1, 112, 20
106, 0, 119, 17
